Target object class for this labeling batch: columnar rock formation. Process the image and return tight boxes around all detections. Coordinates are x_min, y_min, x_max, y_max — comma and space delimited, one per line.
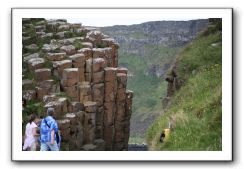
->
22, 18, 133, 151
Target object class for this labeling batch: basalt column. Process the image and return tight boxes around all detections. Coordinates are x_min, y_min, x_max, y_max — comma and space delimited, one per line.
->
104, 67, 117, 150
114, 71, 127, 150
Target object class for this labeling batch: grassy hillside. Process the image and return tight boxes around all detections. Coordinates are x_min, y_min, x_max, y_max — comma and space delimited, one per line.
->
147, 19, 222, 150
118, 44, 181, 143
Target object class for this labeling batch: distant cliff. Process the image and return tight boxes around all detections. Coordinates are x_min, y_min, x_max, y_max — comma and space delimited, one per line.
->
101, 19, 208, 53
101, 19, 209, 77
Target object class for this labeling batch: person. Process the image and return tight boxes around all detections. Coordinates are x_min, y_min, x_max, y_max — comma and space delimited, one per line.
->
40, 107, 60, 151
23, 114, 39, 151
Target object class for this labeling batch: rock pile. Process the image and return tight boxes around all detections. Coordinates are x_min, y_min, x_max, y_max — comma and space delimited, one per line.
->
22, 18, 133, 151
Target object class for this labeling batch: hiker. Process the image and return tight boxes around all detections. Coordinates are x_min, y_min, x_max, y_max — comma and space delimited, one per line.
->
40, 107, 60, 151
23, 114, 39, 151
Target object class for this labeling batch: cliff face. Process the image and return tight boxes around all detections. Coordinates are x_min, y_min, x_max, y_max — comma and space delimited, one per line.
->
22, 18, 133, 151
101, 19, 209, 53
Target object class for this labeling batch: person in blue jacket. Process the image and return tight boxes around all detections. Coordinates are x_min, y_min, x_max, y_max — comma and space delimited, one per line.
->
40, 107, 60, 151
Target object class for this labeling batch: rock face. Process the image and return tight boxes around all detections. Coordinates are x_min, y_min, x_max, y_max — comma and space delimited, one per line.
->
22, 18, 133, 151
101, 19, 209, 77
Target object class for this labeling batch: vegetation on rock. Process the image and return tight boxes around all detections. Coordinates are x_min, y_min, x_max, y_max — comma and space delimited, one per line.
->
147, 19, 222, 150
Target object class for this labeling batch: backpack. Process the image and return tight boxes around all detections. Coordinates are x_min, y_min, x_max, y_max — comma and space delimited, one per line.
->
43, 118, 61, 144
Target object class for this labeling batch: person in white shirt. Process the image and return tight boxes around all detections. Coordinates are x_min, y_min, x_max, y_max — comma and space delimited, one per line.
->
23, 114, 39, 151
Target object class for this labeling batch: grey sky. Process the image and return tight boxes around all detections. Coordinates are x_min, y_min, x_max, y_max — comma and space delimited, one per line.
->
67, 18, 204, 27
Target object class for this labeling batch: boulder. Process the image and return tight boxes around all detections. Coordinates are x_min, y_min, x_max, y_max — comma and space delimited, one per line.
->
41, 33, 53, 39
22, 36, 31, 45
34, 69, 51, 82
81, 42, 93, 49
83, 112, 96, 144
84, 101, 97, 113
22, 79, 33, 90
126, 90, 134, 99
36, 32, 46, 38
43, 94, 58, 104
93, 47, 113, 66
104, 81, 117, 102
104, 67, 117, 82
77, 67, 85, 82
95, 125, 104, 139
77, 48, 92, 60
53, 60, 72, 76
62, 68, 78, 80
114, 123, 125, 143
44, 101, 62, 119
46, 20, 66, 32
36, 87, 49, 100
69, 102, 84, 112
58, 97, 68, 113
104, 102, 116, 126
63, 85, 78, 100
37, 79, 54, 89
101, 38, 119, 49
42, 44, 59, 53
117, 73, 127, 89
85, 59, 92, 73
23, 90, 36, 101
57, 119, 70, 130
25, 44, 39, 53
115, 102, 126, 122
79, 82, 91, 96
60, 45, 76, 55
47, 52, 66, 61
92, 83, 104, 107
93, 58, 106, 73
85, 72, 92, 83
35, 25, 46, 32
116, 88, 126, 102
58, 24, 70, 31
69, 53, 86, 64
55, 31, 66, 39
79, 83, 92, 103
76, 111, 85, 124
117, 67, 128, 74
61, 78, 77, 87
23, 53, 39, 62
96, 106, 104, 126
60, 128, 70, 142
64, 113, 77, 125
59, 37, 84, 45
28, 58, 45, 70
86, 31, 104, 45
93, 71, 104, 84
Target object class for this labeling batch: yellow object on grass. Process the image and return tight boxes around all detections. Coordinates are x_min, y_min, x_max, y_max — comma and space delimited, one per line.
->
164, 128, 170, 141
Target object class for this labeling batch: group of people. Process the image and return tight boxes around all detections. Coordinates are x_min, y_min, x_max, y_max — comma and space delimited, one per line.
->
23, 107, 61, 151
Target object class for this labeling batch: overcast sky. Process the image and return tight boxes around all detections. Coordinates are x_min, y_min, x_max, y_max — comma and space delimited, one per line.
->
44, 9, 210, 27
66, 18, 204, 27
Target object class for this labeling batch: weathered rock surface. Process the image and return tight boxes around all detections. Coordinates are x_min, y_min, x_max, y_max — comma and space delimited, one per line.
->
22, 18, 133, 151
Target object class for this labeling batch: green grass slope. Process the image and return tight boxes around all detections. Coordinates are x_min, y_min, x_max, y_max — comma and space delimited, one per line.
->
147, 19, 222, 150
